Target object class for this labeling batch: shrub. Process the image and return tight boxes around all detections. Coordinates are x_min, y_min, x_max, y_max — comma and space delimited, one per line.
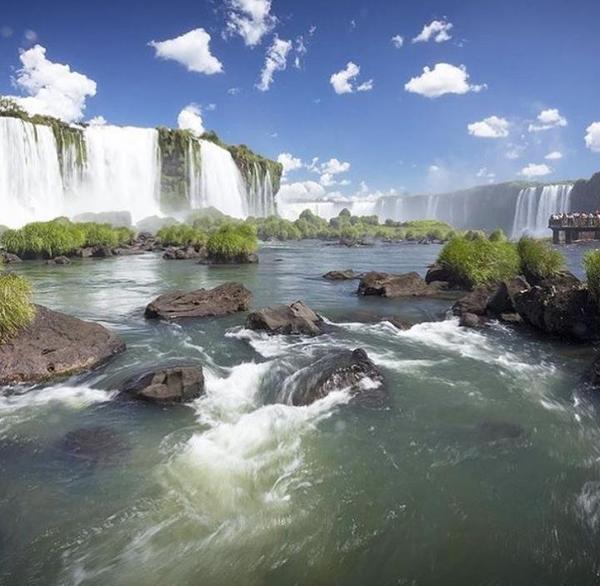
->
206, 223, 258, 259
157, 224, 207, 247
0, 273, 35, 342
438, 237, 520, 288
489, 229, 507, 242
517, 237, 565, 282
1, 220, 86, 258
584, 250, 600, 303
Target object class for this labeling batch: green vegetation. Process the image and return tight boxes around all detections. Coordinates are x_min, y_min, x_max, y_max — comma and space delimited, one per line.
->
228, 143, 283, 196
437, 237, 521, 288
584, 250, 600, 303
1, 219, 133, 259
157, 224, 207, 247
517, 237, 565, 282
489, 228, 508, 242
206, 223, 258, 259
0, 272, 35, 342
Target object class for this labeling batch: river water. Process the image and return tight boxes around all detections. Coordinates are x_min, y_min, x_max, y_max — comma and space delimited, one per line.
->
2, 241, 600, 585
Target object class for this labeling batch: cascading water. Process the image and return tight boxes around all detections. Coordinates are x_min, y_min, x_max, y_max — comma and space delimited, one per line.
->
511, 184, 573, 238
247, 162, 276, 217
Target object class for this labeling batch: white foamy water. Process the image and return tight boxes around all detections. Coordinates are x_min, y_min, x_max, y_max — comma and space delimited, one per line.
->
511, 184, 572, 238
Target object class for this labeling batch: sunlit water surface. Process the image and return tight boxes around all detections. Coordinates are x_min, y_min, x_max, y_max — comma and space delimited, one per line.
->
2, 241, 600, 585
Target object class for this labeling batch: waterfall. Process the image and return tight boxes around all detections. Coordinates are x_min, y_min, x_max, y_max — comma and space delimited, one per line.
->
0, 117, 64, 227
247, 162, 276, 217
198, 140, 248, 218
511, 184, 572, 238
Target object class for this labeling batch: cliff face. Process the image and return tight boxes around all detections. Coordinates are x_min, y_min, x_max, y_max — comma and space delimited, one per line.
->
569, 172, 600, 212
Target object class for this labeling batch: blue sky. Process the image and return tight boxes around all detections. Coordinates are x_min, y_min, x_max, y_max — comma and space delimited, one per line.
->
1, 0, 600, 198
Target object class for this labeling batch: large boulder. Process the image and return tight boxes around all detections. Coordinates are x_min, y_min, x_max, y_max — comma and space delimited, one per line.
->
290, 348, 386, 407
0, 305, 125, 385
323, 269, 363, 281
145, 282, 252, 320
1, 252, 22, 264
486, 277, 530, 315
246, 301, 322, 335
163, 246, 207, 261
452, 287, 492, 317
202, 252, 259, 265
425, 263, 470, 290
121, 366, 204, 404
358, 271, 449, 298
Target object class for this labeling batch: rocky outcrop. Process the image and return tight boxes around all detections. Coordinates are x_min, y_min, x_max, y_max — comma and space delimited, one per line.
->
452, 287, 492, 317
1, 252, 22, 263
145, 282, 252, 320
290, 348, 386, 407
323, 269, 364, 281
0, 305, 125, 385
486, 277, 530, 315
121, 366, 204, 403
202, 252, 259, 265
358, 271, 450, 298
425, 263, 470, 290
163, 246, 207, 261
46, 256, 71, 265
246, 301, 322, 335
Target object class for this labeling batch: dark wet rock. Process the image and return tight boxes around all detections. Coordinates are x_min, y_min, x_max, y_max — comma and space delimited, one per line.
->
514, 283, 600, 341
585, 355, 600, 387
202, 252, 259, 265
0, 305, 125, 385
163, 246, 207, 261
487, 277, 530, 315
387, 317, 412, 330
290, 348, 387, 407
499, 312, 523, 324
323, 269, 364, 281
528, 269, 580, 289
74, 247, 94, 258
145, 282, 252, 320
459, 312, 486, 328
61, 426, 128, 464
46, 255, 71, 265
425, 263, 470, 290
246, 301, 323, 336
73, 211, 132, 227
358, 271, 450, 298
113, 246, 144, 256
91, 246, 114, 258
121, 366, 205, 403
452, 287, 492, 317
1, 252, 22, 263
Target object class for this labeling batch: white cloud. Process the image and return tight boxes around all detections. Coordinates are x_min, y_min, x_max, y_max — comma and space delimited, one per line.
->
320, 158, 351, 175
294, 35, 307, 69
405, 63, 485, 98
12, 44, 97, 123
149, 29, 222, 75
467, 115, 509, 138
528, 108, 567, 132
256, 36, 291, 91
277, 152, 303, 176
320, 172, 336, 186
278, 180, 326, 202
330, 62, 373, 95
177, 103, 204, 136
506, 150, 520, 160
205, 103, 216, 111
391, 34, 404, 48
520, 163, 552, 178
225, 0, 277, 47
428, 164, 441, 173
412, 19, 453, 43
585, 122, 600, 153
24, 29, 38, 42
227, 87, 241, 95
476, 167, 495, 182
88, 115, 106, 126
545, 151, 563, 160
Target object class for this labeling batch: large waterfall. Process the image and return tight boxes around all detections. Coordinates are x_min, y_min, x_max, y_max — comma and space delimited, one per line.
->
0, 116, 279, 228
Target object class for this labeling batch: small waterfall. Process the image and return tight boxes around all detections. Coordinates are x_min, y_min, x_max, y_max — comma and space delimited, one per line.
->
247, 162, 276, 217
425, 194, 440, 219
511, 184, 572, 238
199, 140, 248, 218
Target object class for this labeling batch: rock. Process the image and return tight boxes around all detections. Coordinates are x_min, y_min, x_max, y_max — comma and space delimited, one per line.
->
246, 301, 322, 336
61, 426, 128, 465
323, 269, 363, 281
73, 211, 132, 227
202, 252, 259, 265
91, 246, 113, 258
487, 277, 530, 315
0, 305, 125, 385
527, 269, 580, 288
387, 317, 412, 330
585, 355, 600, 387
145, 282, 252, 320
47, 256, 71, 265
163, 246, 207, 260
74, 247, 94, 258
113, 247, 143, 256
452, 287, 491, 317
425, 263, 469, 290
459, 312, 486, 328
1, 252, 22, 263
121, 366, 204, 404
290, 348, 386, 407
358, 271, 450, 298
499, 312, 523, 324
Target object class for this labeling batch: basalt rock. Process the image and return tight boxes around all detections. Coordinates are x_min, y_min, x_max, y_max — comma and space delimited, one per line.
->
290, 348, 387, 407
323, 269, 364, 281
453, 287, 492, 317
1, 252, 22, 263
91, 246, 113, 258
246, 301, 322, 335
163, 246, 207, 261
486, 277, 530, 315
425, 263, 470, 290
145, 282, 252, 320
202, 252, 259, 265
46, 256, 71, 265
0, 305, 125, 385
121, 366, 204, 403
459, 312, 487, 328
358, 271, 450, 298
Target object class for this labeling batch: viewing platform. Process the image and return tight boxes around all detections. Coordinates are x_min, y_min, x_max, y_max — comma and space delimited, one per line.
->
549, 213, 600, 244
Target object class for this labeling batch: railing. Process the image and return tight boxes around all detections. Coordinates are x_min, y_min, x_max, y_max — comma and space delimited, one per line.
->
549, 214, 600, 229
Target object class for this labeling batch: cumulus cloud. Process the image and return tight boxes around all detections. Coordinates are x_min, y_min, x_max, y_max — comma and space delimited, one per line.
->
12, 44, 97, 123
320, 158, 351, 175
24, 29, 38, 43
177, 104, 204, 135
391, 34, 404, 48
467, 115, 509, 138
149, 29, 223, 75
225, 0, 277, 47
585, 122, 600, 152
476, 167, 496, 182
412, 19, 453, 43
545, 151, 563, 160
227, 87, 241, 95
277, 152, 303, 176
278, 180, 326, 202
256, 36, 291, 91
330, 62, 373, 95
520, 163, 552, 178
405, 63, 485, 98
88, 115, 107, 126
528, 108, 567, 132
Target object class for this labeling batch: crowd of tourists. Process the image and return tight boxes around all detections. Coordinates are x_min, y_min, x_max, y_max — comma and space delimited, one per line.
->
549, 212, 600, 228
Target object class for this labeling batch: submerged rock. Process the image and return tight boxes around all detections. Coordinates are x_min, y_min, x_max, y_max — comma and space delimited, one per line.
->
46, 256, 71, 265
246, 301, 323, 335
0, 305, 125, 385
121, 366, 204, 403
290, 348, 386, 407
145, 282, 252, 320
358, 271, 449, 298
61, 426, 128, 465
323, 269, 364, 281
